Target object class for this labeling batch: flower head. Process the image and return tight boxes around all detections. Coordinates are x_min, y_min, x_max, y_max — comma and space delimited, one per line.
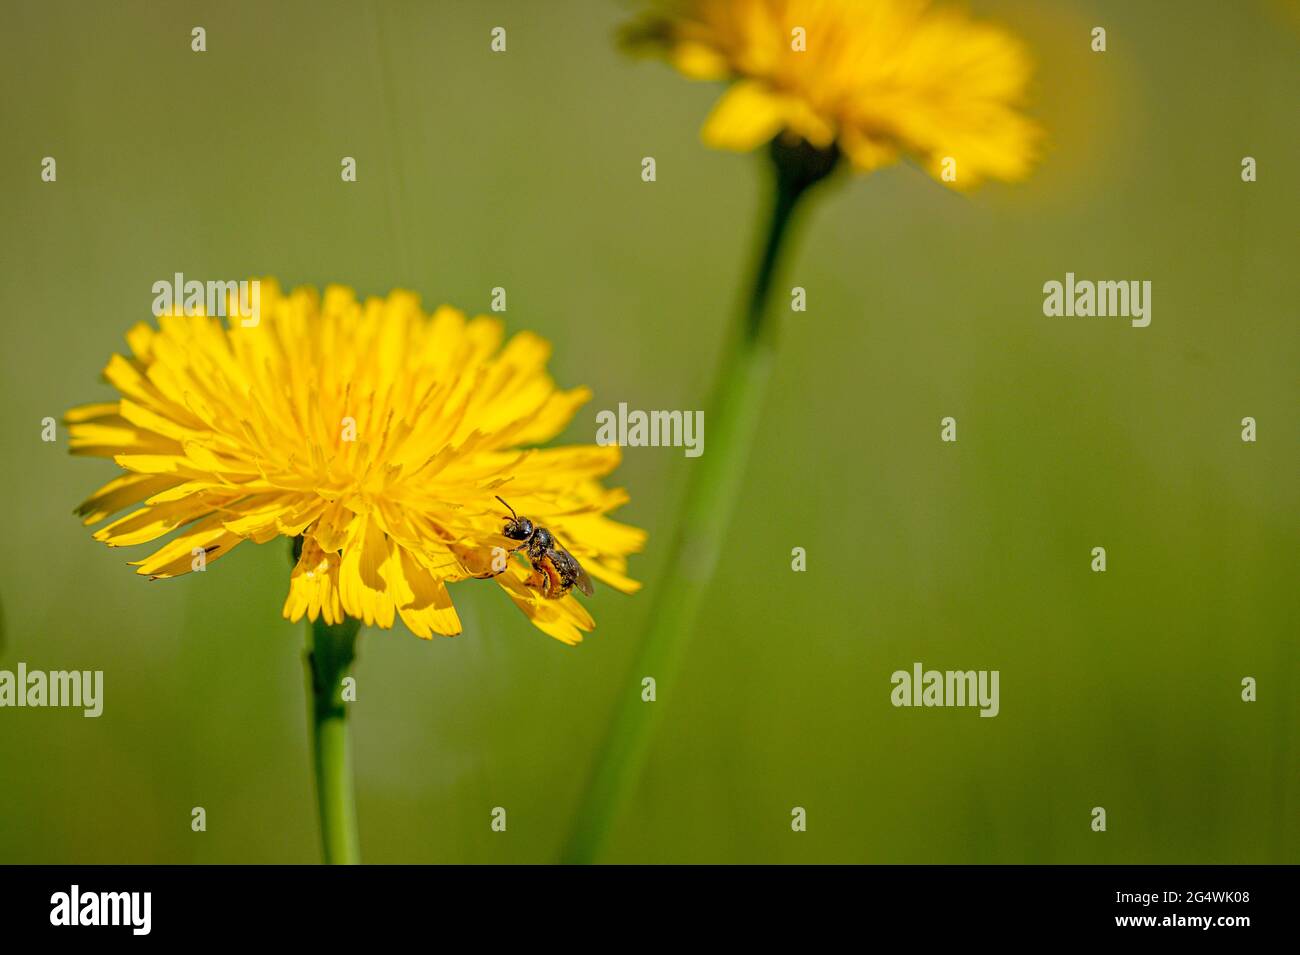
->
67, 281, 644, 645
625, 0, 1042, 187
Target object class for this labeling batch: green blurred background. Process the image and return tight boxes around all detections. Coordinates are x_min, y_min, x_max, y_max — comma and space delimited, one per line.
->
1, 0, 1295, 863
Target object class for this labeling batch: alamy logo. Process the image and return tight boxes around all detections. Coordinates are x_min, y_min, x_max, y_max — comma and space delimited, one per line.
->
151, 273, 260, 326
50, 885, 151, 935
891, 662, 1000, 717
595, 403, 704, 457
1042, 272, 1151, 327
0, 663, 103, 717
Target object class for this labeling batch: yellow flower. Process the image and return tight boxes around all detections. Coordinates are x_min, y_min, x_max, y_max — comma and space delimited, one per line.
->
66, 281, 644, 645
625, 0, 1042, 187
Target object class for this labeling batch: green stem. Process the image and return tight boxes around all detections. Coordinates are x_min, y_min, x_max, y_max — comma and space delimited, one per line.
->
561, 140, 838, 864
305, 614, 361, 864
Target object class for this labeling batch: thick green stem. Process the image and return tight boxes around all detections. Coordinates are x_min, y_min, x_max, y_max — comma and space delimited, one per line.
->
561, 140, 838, 864
305, 614, 361, 864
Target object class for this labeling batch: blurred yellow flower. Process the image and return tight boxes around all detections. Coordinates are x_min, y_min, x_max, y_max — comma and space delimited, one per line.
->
66, 282, 644, 645
625, 0, 1042, 187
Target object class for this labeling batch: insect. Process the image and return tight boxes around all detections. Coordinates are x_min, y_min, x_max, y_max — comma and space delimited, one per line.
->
495, 496, 594, 599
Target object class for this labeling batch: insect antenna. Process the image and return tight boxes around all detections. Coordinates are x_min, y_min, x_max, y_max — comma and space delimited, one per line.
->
495, 495, 518, 521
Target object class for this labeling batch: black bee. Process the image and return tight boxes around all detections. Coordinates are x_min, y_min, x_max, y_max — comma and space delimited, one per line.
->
496, 496, 594, 599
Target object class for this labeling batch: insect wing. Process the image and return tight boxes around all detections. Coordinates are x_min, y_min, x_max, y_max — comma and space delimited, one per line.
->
549, 546, 595, 597
567, 550, 596, 597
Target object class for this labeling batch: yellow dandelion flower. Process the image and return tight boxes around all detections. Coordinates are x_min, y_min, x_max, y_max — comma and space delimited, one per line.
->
625, 0, 1043, 187
66, 281, 644, 646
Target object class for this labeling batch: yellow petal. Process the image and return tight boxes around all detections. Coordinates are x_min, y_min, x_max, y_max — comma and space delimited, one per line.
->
75, 473, 182, 525
284, 536, 344, 626
64, 402, 121, 424
129, 514, 243, 579
494, 563, 593, 645
839, 126, 900, 173
671, 41, 730, 80
391, 547, 462, 638
337, 514, 396, 628
701, 81, 789, 152
582, 559, 643, 595
93, 496, 232, 547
